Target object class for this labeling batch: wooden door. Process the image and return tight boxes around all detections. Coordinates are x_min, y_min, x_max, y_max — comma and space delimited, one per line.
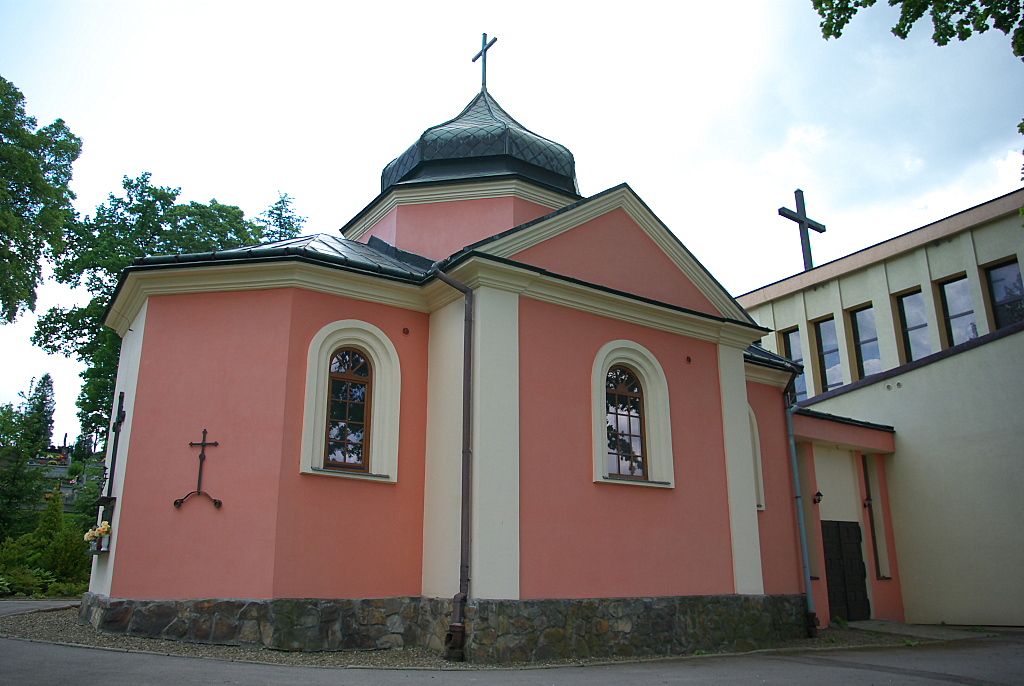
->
821, 520, 871, 621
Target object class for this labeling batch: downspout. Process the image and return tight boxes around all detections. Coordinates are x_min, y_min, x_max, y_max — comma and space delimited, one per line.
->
784, 376, 819, 637
431, 263, 474, 661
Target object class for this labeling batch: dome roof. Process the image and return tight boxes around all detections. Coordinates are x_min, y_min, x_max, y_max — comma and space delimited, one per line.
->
381, 90, 578, 196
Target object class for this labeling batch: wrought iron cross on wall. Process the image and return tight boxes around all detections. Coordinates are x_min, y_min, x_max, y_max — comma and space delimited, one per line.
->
173, 428, 222, 509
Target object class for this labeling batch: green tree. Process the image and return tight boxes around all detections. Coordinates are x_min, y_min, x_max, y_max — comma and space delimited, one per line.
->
32, 173, 263, 438
35, 488, 89, 583
256, 192, 306, 242
813, 1, 1024, 57
0, 375, 55, 537
0, 75, 82, 322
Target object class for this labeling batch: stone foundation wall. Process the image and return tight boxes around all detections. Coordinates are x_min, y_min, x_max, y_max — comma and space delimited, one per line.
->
463, 595, 806, 662
78, 592, 453, 652
79, 592, 806, 662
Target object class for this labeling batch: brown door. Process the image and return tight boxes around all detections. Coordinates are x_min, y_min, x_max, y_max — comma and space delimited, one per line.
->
821, 520, 871, 621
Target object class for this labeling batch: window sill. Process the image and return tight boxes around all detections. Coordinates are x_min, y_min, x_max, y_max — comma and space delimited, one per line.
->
598, 475, 673, 489
304, 466, 395, 483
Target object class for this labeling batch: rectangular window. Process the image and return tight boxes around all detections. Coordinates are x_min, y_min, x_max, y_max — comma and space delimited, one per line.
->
939, 276, 978, 347
986, 259, 1024, 330
781, 328, 807, 401
897, 290, 931, 362
814, 317, 843, 391
849, 305, 881, 379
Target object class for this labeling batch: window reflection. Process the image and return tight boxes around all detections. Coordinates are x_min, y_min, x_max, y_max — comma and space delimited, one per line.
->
897, 291, 931, 362
605, 365, 647, 479
850, 306, 881, 378
781, 328, 807, 401
940, 277, 978, 347
324, 348, 371, 471
986, 260, 1024, 329
814, 318, 843, 391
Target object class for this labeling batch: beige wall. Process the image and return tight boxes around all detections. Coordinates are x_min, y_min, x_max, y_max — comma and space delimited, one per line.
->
743, 210, 1024, 390
813, 331, 1024, 625
738, 198, 1024, 625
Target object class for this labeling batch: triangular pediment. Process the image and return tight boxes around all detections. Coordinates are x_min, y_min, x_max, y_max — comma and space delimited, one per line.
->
465, 184, 754, 324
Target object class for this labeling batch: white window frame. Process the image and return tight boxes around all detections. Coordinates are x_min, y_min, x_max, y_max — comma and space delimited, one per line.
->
591, 340, 675, 488
300, 320, 401, 482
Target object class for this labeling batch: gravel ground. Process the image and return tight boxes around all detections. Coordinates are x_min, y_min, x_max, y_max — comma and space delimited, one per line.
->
0, 606, 929, 670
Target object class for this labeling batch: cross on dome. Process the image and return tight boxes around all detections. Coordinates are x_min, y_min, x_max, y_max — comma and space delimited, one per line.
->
472, 33, 497, 91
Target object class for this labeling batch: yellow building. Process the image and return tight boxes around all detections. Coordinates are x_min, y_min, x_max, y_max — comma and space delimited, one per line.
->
738, 189, 1024, 626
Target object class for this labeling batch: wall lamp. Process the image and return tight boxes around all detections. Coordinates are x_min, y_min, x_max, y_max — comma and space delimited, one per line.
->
812, 491, 823, 505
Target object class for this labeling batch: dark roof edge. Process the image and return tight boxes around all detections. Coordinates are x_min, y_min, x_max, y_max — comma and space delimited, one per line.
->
449, 183, 628, 258
793, 407, 895, 433
102, 252, 425, 326
445, 182, 758, 326
442, 250, 769, 333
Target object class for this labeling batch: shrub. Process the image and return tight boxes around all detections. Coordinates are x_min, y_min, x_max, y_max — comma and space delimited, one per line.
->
46, 580, 88, 597
1, 567, 54, 596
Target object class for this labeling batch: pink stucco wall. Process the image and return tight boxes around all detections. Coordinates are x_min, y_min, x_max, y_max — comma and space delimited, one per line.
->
110, 288, 428, 599
512, 208, 722, 316
359, 196, 553, 260
859, 455, 905, 622
746, 382, 804, 595
517, 297, 734, 599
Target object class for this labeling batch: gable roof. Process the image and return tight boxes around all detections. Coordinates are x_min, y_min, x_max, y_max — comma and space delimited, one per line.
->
438, 183, 756, 325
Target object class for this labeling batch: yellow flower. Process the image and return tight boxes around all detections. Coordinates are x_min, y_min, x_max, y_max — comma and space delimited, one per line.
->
85, 531, 96, 542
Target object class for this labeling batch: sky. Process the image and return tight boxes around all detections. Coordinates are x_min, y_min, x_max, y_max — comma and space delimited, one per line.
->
1, 1, 1022, 444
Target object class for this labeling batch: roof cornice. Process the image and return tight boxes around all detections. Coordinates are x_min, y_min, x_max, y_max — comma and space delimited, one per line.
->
439, 254, 764, 349
105, 261, 430, 336
341, 178, 576, 241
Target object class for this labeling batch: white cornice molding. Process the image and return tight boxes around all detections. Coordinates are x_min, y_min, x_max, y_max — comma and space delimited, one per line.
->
105, 263, 429, 336
106, 254, 763, 350
744, 363, 792, 388
445, 258, 763, 349
477, 185, 754, 325
343, 180, 576, 241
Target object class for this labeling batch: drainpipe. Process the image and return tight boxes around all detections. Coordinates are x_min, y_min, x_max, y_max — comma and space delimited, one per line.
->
431, 264, 474, 661
784, 377, 819, 637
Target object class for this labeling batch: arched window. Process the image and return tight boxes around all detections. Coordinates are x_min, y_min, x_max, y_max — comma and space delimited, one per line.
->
591, 340, 675, 488
300, 320, 401, 482
324, 348, 372, 472
605, 365, 647, 479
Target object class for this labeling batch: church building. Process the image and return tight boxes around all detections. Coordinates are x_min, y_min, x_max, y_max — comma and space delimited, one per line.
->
80, 53, 911, 661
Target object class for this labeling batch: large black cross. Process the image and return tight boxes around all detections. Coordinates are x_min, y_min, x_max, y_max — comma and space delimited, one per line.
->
778, 189, 826, 271
472, 33, 498, 91
174, 428, 222, 509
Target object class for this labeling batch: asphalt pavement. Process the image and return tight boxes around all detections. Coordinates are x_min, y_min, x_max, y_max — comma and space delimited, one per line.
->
1, 600, 1022, 686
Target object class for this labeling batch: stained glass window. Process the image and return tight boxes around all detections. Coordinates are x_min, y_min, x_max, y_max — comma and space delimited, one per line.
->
605, 365, 647, 479
324, 348, 371, 471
